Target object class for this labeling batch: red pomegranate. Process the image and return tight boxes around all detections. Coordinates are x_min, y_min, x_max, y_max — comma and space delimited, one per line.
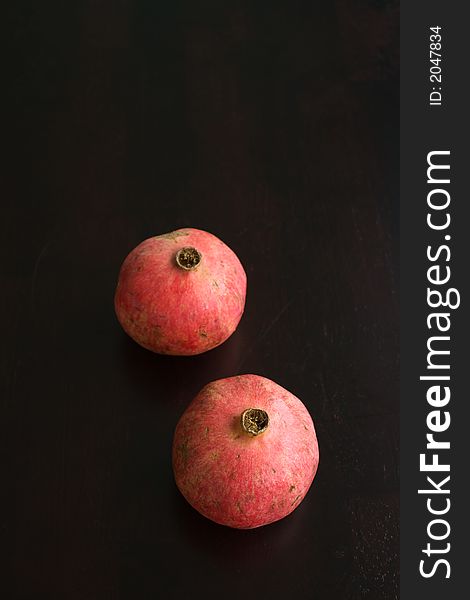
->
172, 374, 319, 528
114, 228, 247, 355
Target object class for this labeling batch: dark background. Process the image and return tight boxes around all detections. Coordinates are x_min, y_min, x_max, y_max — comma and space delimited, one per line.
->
1, 1, 399, 599
400, 2, 468, 597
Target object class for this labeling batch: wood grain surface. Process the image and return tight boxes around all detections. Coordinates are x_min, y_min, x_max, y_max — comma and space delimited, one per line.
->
1, 1, 399, 598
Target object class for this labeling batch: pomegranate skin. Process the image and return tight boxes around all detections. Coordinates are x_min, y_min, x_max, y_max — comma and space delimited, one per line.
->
114, 228, 247, 355
172, 374, 319, 529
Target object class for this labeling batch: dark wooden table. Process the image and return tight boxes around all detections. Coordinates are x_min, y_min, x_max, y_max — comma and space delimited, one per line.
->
1, 2, 399, 598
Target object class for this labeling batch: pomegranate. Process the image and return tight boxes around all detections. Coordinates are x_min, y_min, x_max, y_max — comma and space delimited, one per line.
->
114, 228, 247, 355
172, 374, 319, 528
